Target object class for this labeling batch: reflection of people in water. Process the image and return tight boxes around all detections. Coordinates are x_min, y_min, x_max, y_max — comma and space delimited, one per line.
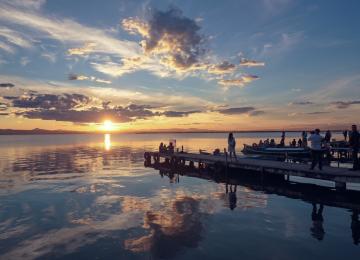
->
225, 183, 237, 210
351, 210, 360, 245
311, 203, 325, 241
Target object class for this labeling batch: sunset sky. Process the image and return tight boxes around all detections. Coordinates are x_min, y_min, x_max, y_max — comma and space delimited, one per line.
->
0, 0, 359, 132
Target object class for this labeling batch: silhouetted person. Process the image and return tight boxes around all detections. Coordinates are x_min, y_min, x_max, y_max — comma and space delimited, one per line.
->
343, 130, 348, 141
308, 129, 324, 170
226, 183, 237, 210
291, 139, 297, 147
280, 131, 285, 147
349, 125, 360, 171
351, 210, 360, 245
168, 142, 175, 154
324, 130, 332, 143
298, 138, 303, 147
159, 142, 165, 153
311, 203, 325, 241
228, 133, 237, 161
302, 131, 308, 147
270, 139, 276, 147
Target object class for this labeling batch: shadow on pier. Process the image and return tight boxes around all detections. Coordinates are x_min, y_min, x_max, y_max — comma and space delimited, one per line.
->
146, 161, 360, 245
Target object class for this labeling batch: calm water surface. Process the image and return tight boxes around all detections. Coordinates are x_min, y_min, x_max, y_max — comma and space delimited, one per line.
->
0, 133, 359, 259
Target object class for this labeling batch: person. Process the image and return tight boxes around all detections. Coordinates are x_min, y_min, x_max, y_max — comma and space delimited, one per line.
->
302, 131, 308, 147
311, 203, 325, 241
280, 131, 285, 147
308, 129, 324, 170
343, 130, 348, 141
325, 130, 332, 143
270, 139, 276, 147
290, 139, 296, 147
264, 138, 270, 146
298, 138, 303, 147
349, 125, 360, 171
168, 142, 175, 154
227, 133, 237, 160
159, 142, 165, 153
259, 139, 264, 146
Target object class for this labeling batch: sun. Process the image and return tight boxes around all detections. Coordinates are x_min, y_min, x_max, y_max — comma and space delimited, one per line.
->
102, 120, 114, 131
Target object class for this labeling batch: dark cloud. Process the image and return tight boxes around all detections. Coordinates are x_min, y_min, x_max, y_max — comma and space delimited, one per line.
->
330, 100, 360, 109
161, 110, 200, 117
208, 61, 236, 74
0, 83, 15, 88
123, 7, 205, 70
6, 93, 91, 110
218, 106, 255, 115
17, 108, 131, 123
290, 101, 313, 105
307, 111, 330, 115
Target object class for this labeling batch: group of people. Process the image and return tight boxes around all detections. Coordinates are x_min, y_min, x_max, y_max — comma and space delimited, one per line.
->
308, 125, 359, 171
159, 142, 174, 154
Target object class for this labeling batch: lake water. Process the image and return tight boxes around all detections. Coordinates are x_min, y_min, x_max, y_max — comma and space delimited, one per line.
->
0, 133, 359, 259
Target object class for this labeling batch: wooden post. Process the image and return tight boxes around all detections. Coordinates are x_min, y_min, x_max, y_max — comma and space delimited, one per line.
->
224, 148, 228, 177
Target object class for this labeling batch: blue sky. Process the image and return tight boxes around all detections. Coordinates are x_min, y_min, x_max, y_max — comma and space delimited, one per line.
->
0, 0, 359, 131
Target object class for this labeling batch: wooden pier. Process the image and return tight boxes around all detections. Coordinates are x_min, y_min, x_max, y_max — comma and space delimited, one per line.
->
144, 151, 360, 189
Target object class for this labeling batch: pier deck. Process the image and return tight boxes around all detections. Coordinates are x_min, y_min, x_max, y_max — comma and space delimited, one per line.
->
145, 151, 360, 188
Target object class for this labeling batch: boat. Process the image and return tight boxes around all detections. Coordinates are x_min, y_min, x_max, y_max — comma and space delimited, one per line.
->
242, 144, 311, 158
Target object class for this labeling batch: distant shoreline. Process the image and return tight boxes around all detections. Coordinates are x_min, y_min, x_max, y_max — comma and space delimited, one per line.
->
0, 129, 345, 135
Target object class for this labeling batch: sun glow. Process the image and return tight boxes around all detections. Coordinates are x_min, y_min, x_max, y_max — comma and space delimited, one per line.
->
102, 120, 114, 132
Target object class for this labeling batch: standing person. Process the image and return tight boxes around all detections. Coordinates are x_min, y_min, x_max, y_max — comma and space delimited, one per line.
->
302, 131, 308, 147
308, 129, 324, 170
325, 130, 332, 143
227, 133, 237, 161
280, 131, 285, 147
298, 138, 303, 147
343, 130, 348, 141
349, 125, 360, 171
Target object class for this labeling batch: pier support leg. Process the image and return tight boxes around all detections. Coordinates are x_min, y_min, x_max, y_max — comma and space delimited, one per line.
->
335, 182, 346, 191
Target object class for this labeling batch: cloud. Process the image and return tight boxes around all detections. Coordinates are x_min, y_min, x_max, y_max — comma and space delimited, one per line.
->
0, 26, 33, 51
67, 42, 97, 56
330, 100, 360, 109
239, 58, 265, 67
0, 102, 8, 111
6, 93, 91, 110
41, 52, 56, 63
20, 56, 30, 66
306, 111, 330, 115
289, 101, 313, 106
218, 75, 259, 87
161, 110, 200, 117
208, 61, 236, 74
0, 2, 140, 58
218, 106, 255, 115
122, 7, 205, 71
0, 83, 15, 88
68, 74, 111, 84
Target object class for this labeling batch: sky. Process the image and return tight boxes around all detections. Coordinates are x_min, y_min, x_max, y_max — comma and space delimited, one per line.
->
0, 0, 359, 132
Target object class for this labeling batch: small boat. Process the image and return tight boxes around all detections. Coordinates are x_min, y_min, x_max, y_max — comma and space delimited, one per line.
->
242, 144, 311, 158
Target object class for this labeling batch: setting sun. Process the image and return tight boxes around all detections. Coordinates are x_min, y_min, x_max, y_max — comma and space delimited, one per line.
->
102, 120, 114, 131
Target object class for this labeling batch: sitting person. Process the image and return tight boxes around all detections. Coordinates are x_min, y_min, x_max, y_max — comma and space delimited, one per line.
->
270, 139, 276, 147
259, 140, 264, 146
291, 139, 297, 147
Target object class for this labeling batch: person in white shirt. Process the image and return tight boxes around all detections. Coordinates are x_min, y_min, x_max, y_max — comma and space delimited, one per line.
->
227, 132, 237, 160
308, 129, 324, 170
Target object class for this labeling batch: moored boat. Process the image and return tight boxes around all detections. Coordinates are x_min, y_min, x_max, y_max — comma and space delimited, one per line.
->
242, 144, 311, 158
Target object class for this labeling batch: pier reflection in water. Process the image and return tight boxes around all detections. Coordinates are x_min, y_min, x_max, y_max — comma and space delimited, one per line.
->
0, 133, 359, 259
